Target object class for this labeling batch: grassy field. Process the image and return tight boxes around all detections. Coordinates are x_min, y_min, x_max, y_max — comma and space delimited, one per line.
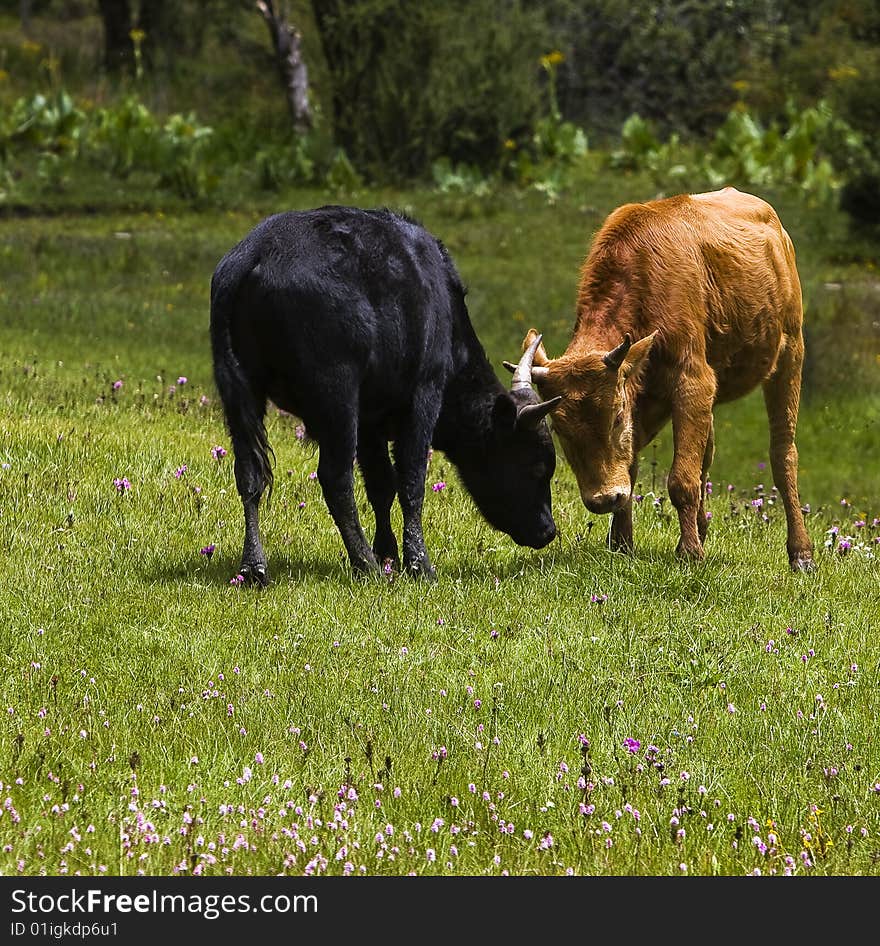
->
1, 178, 879, 877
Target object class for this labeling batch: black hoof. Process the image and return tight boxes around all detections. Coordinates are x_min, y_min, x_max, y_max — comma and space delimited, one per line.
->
351, 556, 380, 578
405, 560, 437, 581
240, 563, 270, 587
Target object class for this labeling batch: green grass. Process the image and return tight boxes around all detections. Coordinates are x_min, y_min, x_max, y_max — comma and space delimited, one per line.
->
1, 179, 879, 877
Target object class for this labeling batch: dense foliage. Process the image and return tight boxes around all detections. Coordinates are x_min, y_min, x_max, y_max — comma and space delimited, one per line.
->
1, 1, 879, 224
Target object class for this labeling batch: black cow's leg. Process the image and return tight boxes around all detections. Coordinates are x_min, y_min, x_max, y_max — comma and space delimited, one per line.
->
234, 461, 269, 586
357, 434, 400, 571
317, 416, 379, 576
229, 406, 271, 587
393, 389, 440, 579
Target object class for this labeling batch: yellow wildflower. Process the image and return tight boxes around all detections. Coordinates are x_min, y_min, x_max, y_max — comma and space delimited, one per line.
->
829, 65, 859, 82
540, 50, 565, 69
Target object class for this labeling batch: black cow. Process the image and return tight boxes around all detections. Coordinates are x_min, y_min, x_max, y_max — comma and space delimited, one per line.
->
209, 206, 560, 584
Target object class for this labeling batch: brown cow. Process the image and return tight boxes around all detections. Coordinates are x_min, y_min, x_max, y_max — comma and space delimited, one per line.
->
512, 187, 815, 571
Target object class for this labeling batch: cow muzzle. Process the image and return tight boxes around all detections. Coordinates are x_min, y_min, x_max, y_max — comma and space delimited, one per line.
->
583, 487, 630, 515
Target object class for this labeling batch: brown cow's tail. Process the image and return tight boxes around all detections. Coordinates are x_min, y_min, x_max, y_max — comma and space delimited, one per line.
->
209, 251, 274, 505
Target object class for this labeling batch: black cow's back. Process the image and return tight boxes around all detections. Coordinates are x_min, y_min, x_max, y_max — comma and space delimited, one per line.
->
211, 206, 464, 439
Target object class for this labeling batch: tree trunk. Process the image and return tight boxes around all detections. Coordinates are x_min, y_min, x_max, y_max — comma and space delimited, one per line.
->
256, 0, 312, 135
137, 0, 171, 73
20, 0, 32, 36
97, 0, 135, 74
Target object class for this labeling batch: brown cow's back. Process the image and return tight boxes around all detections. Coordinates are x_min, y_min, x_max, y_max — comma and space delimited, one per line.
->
575, 187, 802, 404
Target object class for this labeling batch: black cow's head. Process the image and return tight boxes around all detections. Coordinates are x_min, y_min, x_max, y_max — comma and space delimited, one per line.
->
456, 335, 562, 549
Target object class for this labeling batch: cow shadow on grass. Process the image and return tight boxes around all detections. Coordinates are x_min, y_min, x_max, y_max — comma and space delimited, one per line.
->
150, 552, 350, 588
150, 541, 773, 593
440, 538, 769, 585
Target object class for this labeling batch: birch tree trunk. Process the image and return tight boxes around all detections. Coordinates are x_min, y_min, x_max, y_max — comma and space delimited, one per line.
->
256, 0, 312, 135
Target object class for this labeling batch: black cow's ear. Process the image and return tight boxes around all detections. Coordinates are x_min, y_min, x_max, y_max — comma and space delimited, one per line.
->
492, 392, 518, 432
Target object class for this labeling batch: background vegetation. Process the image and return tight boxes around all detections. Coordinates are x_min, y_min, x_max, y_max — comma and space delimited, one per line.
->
0, 1, 878, 877
1, 0, 880, 223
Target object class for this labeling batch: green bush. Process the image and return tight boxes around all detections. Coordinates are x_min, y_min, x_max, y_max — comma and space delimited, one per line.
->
0, 90, 87, 159
311, 0, 548, 181
609, 100, 866, 208
154, 112, 216, 199
89, 95, 161, 177
826, 46, 880, 228
0, 90, 219, 200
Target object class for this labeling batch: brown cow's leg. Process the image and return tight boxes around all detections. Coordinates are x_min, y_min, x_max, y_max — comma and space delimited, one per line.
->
762, 334, 815, 571
698, 415, 715, 544
668, 374, 715, 561
609, 457, 637, 551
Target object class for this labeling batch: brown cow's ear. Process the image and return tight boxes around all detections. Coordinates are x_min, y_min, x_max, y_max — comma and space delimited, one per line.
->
523, 328, 550, 366
622, 331, 658, 380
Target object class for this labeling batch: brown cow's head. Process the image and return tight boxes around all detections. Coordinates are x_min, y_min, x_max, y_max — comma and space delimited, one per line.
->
511, 327, 657, 515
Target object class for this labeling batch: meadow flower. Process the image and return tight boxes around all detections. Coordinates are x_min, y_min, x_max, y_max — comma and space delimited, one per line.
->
431, 481, 446, 492
177, 376, 188, 385
112, 379, 123, 390
174, 464, 187, 479
199, 544, 215, 559
211, 445, 227, 460
623, 737, 640, 754
113, 476, 131, 493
